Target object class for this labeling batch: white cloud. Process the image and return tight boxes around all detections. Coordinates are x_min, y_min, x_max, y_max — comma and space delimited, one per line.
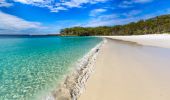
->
123, 10, 141, 17
14, 0, 49, 4
118, 4, 132, 8
119, 0, 153, 8
133, 0, 153, 3
61, 0, 108, 8
13, 0, 108, 13
83, 15, 136, 27
14, 0, 62, 12
62, 1, 82, 8
84, 14, 117, 27
0, 11, 45, 34
48, 6, 67, 13
83, 8, 166, 27
90, 8, 107, 16
0, 0, 13, 7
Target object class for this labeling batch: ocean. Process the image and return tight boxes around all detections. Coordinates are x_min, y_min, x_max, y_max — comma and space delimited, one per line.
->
0, 36, 102, 100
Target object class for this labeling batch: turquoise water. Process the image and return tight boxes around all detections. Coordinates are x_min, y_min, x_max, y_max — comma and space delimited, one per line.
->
0, 36, 102, 100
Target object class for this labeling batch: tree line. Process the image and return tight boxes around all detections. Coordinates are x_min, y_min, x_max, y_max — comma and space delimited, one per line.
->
60, 14, 170, 36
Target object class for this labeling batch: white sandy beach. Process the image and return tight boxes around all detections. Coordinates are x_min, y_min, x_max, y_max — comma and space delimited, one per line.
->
79, 34, 170, 100
102, 34, 170, 48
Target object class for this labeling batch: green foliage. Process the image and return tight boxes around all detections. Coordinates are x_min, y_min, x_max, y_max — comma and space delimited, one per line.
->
60, 14, 170, 36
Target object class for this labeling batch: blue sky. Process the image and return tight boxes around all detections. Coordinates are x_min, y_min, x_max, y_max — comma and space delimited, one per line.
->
0, 0, 170, 34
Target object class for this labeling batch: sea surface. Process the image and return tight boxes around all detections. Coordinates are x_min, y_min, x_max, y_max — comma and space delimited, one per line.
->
0, 36, 102, 100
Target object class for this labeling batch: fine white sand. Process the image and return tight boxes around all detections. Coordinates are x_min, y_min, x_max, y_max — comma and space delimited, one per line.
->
79, 38, 170, 100
102, 34, 170, 48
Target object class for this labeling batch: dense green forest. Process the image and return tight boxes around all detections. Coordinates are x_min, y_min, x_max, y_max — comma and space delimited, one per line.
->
60, 14, 170, 36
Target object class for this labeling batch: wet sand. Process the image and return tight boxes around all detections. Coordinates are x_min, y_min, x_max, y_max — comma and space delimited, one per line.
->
79, 38, 170, 100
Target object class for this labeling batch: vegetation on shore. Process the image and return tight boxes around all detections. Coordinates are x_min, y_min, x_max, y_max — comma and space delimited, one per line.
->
60, 14, 170, 36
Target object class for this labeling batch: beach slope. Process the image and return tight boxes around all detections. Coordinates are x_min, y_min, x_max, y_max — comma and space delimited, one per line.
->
102, 34, 170, 48
79, 38, 170, 100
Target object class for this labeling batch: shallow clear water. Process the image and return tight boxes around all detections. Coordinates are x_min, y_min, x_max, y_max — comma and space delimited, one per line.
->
0, 36, 102, 100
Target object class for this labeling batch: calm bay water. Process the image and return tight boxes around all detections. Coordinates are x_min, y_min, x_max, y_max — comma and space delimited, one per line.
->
0, 36, 102, 100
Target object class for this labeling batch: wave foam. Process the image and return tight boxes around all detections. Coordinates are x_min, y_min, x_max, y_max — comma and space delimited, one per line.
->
42, 39, 105, 100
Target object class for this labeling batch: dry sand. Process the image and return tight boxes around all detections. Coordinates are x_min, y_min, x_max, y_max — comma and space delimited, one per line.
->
102, 34, 170, 48
79, 38, 170, 100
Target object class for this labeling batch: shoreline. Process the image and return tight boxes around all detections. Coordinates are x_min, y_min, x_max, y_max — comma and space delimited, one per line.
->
42, 39, 105, 100
79, 38, 170, 100
101, 34, 170, 48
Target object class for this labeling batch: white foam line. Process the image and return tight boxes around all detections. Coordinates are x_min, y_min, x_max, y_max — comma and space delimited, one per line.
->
42, 39, 106, 100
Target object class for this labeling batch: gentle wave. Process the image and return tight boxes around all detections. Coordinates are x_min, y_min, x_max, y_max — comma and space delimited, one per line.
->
42, 39, 105, 100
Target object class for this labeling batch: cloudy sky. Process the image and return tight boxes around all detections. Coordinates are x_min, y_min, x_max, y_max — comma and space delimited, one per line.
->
0, 0, 170, 34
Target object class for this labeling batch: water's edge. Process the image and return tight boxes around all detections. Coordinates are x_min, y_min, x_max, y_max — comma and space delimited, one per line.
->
43, 39, 105, 100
